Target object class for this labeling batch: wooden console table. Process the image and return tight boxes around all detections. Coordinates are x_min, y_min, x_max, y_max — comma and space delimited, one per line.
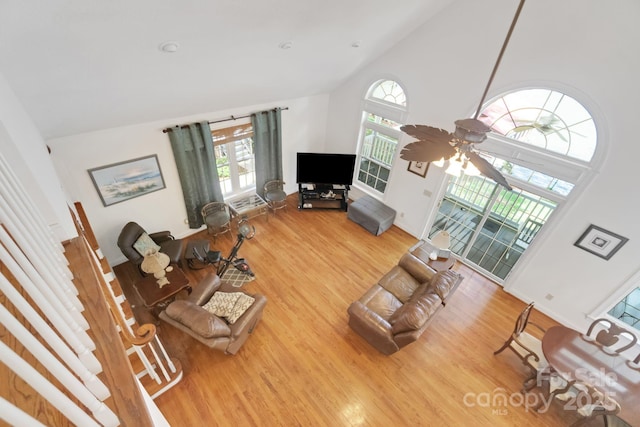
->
134, 267, 191, 309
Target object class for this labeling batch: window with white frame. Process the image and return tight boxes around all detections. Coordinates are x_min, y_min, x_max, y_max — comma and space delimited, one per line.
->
355, 79, 407, 194
609, 287, 640, 331
211, 123, 255, 196
428, 88, 598, 282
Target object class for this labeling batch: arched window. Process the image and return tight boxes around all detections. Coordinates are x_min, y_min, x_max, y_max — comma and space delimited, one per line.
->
355, 79, 407, 194
370, 80, 407, 107
479, 88, 596, 162
428, 88, 597, 282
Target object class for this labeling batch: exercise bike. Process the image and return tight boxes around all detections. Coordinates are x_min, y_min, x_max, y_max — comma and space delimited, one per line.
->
192, 218, 256, 277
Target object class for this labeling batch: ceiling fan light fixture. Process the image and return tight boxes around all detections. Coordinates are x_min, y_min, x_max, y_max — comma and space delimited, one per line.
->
462, 159, 481, 176
432, 157, 446, 167
399, 0, 525, 191
445, 156, 464, 176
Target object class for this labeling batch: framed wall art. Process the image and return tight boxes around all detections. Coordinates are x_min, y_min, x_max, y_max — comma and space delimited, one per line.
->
574, 224, 629, 260
407, 161, 429, 178
88, 154, 166, 207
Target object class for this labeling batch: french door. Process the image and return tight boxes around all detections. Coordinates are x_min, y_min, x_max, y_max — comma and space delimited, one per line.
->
429, 174, 557, 282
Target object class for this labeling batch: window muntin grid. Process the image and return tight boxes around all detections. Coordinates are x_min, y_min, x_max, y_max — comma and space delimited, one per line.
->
479, 154, 575, 197
370, 80, 406, 107
608, 287, 640, 331
356, 79, 406, 194
479, 89, 596, 162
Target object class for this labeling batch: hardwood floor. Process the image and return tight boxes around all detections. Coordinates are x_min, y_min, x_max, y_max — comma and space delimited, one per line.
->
114, 195, 588, 426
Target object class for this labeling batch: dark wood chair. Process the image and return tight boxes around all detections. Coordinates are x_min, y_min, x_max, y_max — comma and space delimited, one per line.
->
494, 302, 548, 392
585, 318, 638, 354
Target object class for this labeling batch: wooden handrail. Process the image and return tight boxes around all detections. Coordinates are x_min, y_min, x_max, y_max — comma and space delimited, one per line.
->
67, 237, 154, 426
70, 203, 156, 346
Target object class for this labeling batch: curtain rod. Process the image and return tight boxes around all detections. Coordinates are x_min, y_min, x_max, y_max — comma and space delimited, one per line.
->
162, 106, 289, 133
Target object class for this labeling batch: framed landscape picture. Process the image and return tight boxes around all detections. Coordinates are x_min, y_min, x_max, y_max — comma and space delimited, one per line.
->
574, 224, 629, 260
88, 154, 166, 207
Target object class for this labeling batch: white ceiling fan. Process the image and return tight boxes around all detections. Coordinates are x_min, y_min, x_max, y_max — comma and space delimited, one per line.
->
400, 0, 528, 191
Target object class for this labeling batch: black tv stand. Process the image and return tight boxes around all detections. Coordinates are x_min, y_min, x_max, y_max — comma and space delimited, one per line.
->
298, 183, 349, 211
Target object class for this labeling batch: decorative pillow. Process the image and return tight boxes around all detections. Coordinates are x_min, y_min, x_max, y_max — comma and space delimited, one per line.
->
203, 292, 242, 317
202, 292, 255, 325
226, 293, 255, 324
133, 232, 161, 256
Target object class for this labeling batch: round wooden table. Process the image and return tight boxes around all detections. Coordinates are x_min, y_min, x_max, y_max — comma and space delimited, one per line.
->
541, 325, 640, 426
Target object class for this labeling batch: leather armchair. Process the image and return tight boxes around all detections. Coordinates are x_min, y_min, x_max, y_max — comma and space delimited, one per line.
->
159, 273, 266, 354
117, 221, 185, 273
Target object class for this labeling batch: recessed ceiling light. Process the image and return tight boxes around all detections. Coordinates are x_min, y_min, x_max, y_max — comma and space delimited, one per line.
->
278, 41, 293, 50
351, 41, 361, 48
159, 41, 180, 53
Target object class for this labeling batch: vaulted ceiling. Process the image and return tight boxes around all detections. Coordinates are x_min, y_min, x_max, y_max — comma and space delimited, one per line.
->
0, 0, 455, 138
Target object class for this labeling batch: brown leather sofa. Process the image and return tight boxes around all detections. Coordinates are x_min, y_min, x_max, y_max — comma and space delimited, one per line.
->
159, 273, 266, 354
347, 246, 463, 355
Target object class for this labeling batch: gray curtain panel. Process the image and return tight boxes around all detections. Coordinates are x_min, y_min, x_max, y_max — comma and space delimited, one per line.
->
252, 108, 283, 198
167, 121, 223, 228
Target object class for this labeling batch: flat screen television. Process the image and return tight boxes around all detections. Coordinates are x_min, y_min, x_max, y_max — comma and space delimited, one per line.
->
296, 152, 356, 185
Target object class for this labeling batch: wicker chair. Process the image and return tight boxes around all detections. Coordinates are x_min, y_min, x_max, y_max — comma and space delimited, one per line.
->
201, 202, 231, 241
264, 180, 287, 215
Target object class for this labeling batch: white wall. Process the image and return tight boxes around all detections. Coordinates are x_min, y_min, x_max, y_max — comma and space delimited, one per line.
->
0, 73, 76, 240
47, 94, 329, 265
325, 0, 640, 330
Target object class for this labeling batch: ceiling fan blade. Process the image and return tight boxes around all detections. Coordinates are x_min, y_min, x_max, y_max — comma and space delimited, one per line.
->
400, 125, 453, 145
400, 124, 456, 163
399, 140, 457, 163
467, 152, 513, 191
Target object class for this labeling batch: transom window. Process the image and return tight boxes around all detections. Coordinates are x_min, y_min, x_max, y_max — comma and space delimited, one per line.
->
356, 79, 407, 194
479, 89, 596, 162
370, 80, 407, 107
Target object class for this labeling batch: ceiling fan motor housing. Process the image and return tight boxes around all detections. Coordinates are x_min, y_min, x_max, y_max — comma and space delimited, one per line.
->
453, 118, 490, 144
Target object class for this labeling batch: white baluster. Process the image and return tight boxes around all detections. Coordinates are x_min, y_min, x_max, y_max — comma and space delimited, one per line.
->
0, 225, 90, 331
0, 397, 47, 427
0, 153, 68, 263
0, 342, 108, 427
155, 335, 177, 373
0, 202, 83, 312
0, 303, 110, 400
0, 271, 102, 374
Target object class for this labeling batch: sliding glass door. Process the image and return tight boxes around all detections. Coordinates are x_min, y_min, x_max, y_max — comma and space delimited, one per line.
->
430, 87, 597, 283
430, 174, 556, 281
